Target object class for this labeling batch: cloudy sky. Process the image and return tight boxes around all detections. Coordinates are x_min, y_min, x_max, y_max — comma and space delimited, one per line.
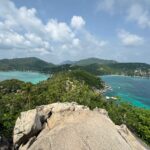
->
0, 0, 150, 63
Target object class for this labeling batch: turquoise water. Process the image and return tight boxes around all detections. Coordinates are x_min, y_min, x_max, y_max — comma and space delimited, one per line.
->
0, 71, 49, 84
101, 75, 150, 109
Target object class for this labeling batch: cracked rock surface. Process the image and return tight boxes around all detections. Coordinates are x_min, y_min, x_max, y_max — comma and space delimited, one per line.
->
13, 102, 147, 150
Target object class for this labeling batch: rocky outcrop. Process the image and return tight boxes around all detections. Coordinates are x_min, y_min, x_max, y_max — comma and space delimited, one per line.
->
13, 102, 148, 150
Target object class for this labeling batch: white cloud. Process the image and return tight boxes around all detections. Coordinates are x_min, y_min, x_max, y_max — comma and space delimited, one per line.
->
0, 0, 108, 63
97, 0, 150, 28
118, 29, 144, 46
25, 33, 50, 50
0, 31, 25, 49
45, 19, 75, 42
0, 0, 50, 54
0, 31, 51, 55
0, 0, 76, 54
72, 38, 80, 47
127, 4, 150, 28
83, 30, 108, 48
0, 0, 45, 34
71, 16, 86, 29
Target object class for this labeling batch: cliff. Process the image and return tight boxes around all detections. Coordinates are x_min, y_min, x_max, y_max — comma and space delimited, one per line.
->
13, 102, 147, 150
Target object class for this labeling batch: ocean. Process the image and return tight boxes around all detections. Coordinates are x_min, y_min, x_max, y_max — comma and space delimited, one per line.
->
0, 72, 150, 109
101, 75, 150, 109
0, 71, 49, 84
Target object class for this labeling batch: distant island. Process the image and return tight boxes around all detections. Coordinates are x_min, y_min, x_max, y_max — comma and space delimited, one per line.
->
0, 57, 150, 77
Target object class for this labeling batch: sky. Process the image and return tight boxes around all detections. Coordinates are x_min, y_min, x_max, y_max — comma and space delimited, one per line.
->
0, 0, 150, 64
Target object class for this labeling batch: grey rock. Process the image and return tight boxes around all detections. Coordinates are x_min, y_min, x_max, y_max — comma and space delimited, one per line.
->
13, 102, 148, 150
13, 109, 42, 148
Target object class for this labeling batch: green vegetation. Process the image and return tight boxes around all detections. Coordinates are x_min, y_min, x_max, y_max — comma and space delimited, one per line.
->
0, 70, 104, 138
72, 57, 117, 66
1, 57, 150, 77
105, 100, 150, 144
0, 57, 55, 72
51, 63, 150, 77
107, 63, 150, 76
76, 63, 150, 76
0, 70, 150, 146
67, 70, 104, 89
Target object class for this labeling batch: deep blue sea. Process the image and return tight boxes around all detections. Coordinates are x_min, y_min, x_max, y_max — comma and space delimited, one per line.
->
101, 75, 150, 109
0, 71, 49, 84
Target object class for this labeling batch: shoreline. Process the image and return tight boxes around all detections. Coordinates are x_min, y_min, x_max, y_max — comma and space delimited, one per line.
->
0, 71, 50, 84
100, 74, 150, 79
100, 75, 150, 109
0, 70, 50, 76
0, 70, 150, 79
99, 84, 112, 94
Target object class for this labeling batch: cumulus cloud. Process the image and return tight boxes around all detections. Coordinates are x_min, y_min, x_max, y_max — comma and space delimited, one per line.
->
0, 0, 50, 54
0, 0, 77, 55
97, 0, 150, 28
45, 19, 75, 42
118, 29, 144, 46
71, 16, 86, 29
0, 31, 25, 49
0, 0, 45, 34
0, 0, 108, 63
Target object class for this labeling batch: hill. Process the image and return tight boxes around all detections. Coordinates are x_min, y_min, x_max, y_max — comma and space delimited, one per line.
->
0, 57, 55, 72
51, 63, 150, 77
80, 63, 150, 76
73, 57, 117, 66
61, 60, 76, 65
0, 57, 150, 77
0, 70, 150, 149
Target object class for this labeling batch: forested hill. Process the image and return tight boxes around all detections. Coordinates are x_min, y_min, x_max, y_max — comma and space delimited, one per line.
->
55, 58, 150, 77
0, 57, 150, 77
79, 63, 150, 76
0, 57, 55, 72
73, 58, 117, 66
51, 63, 150, 77
61, 58, 117, 65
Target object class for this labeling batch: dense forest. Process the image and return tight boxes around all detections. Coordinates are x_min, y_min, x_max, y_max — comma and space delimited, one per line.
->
71, 57, 117, 66
51, 63, 150, 77
0, 57, 55, 72
0, 70, 150, 146
0, 57, 150, 77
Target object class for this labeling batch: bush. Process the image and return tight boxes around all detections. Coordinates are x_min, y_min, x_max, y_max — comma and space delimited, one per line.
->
0, 70, 150, 145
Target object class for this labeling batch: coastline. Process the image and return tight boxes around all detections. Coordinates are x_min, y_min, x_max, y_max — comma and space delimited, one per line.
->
99, 83, 112, 94
0, 70, 50, 75
101, 75, 150, 109
100, 74, 150, 79
0, 71, 50, 84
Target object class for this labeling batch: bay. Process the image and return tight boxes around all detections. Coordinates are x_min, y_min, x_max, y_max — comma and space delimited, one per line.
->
101, 75, 150, 109
1, 72, 150, 109
0, 71, 49, 84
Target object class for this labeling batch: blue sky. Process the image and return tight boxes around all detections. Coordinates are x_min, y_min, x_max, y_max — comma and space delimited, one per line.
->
0, 0, 150, 63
